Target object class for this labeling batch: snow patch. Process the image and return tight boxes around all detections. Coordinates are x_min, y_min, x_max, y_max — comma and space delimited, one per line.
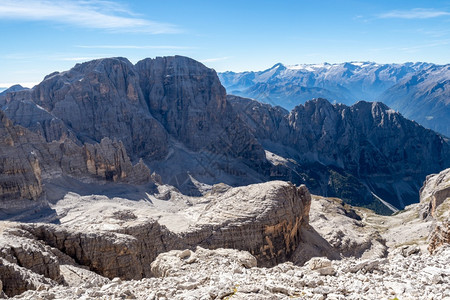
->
386, 109, 396, 114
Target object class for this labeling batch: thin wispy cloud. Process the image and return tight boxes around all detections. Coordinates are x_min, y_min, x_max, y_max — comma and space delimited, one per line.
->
77, 45, 194, 50
201, 57, 231, 63
378, 8, 450, 19
0, 0, 180, 33
400, 40, 450, 52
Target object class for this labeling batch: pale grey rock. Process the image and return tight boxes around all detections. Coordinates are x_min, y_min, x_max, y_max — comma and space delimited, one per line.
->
307, 257, 336, 275
4, 57, 169, 160
0, 180, 310, 296
12, 245, 448, 300
419, 168, 450, 253
420, 168, 450, 219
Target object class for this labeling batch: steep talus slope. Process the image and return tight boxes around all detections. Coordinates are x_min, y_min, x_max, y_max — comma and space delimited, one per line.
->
1, 57, 169, 160
419, 168, 450, 253
229, 95, 450, 211
0, 109, 154, 218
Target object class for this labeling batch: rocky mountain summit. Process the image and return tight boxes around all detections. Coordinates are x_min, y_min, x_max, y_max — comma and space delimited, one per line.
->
0, 180, 311, 297
219, 62, 450, 137
1, 56, 448, 215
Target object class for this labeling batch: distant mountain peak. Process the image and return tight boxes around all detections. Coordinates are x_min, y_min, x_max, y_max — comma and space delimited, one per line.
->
0, 84, 28, 95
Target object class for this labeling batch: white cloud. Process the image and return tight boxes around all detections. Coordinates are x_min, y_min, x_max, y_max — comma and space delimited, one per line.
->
201, 57, 231, 63
0, 0, 180, 33
378, 8, 450, 19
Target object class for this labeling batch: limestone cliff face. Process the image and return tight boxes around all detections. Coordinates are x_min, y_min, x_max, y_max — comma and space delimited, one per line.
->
230, 96, 450, 210
83, 138, 151, 184
185, 181, 311, 266
0, 111, 43, 205
429, 221, 450, 254
136, 56, 267, 167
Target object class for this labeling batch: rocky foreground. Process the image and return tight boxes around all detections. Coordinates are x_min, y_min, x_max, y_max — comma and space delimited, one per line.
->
0, 168, 448, 299
10, 245, 450, 300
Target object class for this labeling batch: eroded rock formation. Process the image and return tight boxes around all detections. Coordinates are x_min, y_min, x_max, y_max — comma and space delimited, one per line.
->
229, 95, 450, 211
420, 168, 450, 253
0, 180, 310, 296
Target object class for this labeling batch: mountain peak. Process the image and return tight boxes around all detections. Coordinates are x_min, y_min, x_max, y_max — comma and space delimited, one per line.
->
0, 84, 28, 95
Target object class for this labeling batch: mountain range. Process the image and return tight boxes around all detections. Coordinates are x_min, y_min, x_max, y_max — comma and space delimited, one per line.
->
0, 56, 449, 216
218, 62, 450, 137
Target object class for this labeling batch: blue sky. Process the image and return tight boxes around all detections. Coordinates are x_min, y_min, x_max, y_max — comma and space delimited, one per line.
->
1, 0, 450, 88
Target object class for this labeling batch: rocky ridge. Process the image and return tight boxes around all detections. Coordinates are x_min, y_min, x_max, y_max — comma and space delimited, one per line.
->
420, 168, 450, 254
229, 95, 450, 211
219, 62, 450, 137
13, 245, 446, 300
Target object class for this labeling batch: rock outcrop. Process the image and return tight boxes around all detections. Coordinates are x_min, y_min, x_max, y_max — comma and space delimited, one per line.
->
420, 168, 450, 219
3, 58, 169, 160
0, 180, 310, 296
83, 138, 152, 184
136, 56, 266, 164
429, 221, 450, 254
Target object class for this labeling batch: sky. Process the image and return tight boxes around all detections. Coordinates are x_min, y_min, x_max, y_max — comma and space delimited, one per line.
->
1, 0, 450, 88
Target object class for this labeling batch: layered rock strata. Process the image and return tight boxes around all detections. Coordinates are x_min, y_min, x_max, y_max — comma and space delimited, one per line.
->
419, 168, 450, 253
230, 95, 450, 211
0, 181, 310, 296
